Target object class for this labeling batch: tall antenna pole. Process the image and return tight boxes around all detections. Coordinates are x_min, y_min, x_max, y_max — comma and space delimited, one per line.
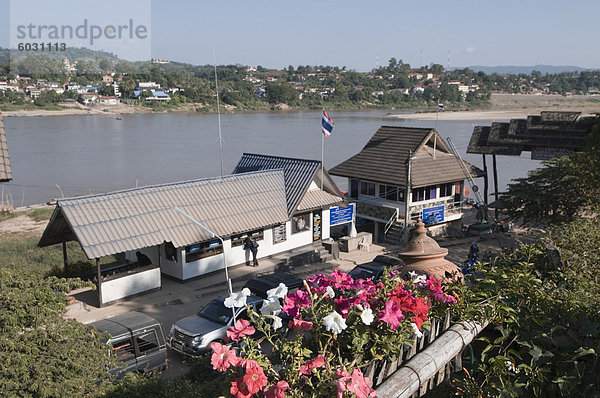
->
213, 43, 224, 178
447, 50, 451, 73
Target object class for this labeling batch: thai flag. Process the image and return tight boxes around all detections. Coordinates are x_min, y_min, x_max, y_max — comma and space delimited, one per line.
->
321, 110, 334, 137
438, 102, 445, 110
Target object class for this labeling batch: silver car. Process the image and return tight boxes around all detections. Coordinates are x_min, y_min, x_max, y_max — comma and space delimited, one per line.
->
168, 295, 263, 357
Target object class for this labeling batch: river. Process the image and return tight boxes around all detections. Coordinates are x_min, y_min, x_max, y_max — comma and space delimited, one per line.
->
2, 110, 540, 206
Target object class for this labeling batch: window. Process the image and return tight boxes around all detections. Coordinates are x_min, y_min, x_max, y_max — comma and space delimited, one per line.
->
135, 330, 160, 355
412, 185, 437, 202
360, 181, 375, 196
379, 185, 405, 202
112, 337, 135, 362
439, 183, 454, 197
426, 186, 437, 200
350, 179, 359, 198
231, 229, 264, 247
185, 239, 223, 263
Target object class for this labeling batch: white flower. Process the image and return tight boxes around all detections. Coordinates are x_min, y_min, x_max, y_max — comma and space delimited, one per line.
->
412, 273, 427, 286
266, 283, 288, 300
411, 322, 423, 338
322, 311, 347, 335
260, 297, 282, 316
360, 307, 374, 325
224, 288, 251, 308
325, 286, 335, 298
272, 315, 282, 331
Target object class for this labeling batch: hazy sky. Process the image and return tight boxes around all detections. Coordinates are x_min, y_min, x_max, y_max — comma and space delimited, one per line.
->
1, 0, 599, 71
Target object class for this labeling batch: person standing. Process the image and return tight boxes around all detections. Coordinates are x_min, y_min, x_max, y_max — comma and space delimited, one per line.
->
244, 236, 259, 267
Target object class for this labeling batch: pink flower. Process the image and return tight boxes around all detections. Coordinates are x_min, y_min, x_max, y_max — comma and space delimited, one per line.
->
281, 290, 311, 318
334, 297, 352, 317
426, 274, 442, 292
298, 355, 326, 376
347, 368, 376, 398
226, 319, 256, 342
378, 300, 404, 330
231, 378, 252, 398
264, 380, 290, 398
237, 358, 261, 369
242, 364, 268, 395
330, 269, 355, 289
305, 273, 334, 294
288, 318, 313, 331
336, 368, 351, 398
210, 342, 239, 372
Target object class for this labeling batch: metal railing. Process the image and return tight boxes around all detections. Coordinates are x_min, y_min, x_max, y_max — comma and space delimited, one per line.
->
384, 208, 399, 234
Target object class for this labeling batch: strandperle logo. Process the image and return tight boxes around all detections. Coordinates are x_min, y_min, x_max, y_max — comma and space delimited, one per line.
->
15, 19, 148, 45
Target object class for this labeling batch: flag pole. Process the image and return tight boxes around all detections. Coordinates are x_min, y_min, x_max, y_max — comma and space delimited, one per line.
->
434, 107, 438, 159
321, 110, 325, 191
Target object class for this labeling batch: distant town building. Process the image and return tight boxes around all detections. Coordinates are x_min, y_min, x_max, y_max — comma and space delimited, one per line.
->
98, 96, 120, 105
77, 93, 98, 105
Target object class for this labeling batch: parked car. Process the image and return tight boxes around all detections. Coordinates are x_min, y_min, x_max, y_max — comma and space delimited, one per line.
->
168, 295, 263, 357
91, 311, 167, 379
243, 272, 304, 299
347, 254, 405, 283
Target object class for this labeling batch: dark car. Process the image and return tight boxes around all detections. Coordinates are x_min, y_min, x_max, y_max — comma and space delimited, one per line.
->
347, 254, 405, 283
91, 311, 167, 379
168, 295, 263, 358
243, 272, 304, 299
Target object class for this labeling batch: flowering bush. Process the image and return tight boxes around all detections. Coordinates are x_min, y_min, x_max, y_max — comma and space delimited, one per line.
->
211, 269, 457, 397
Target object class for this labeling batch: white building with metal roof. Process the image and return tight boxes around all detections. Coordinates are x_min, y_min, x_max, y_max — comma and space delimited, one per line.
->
39, 155, 348, 306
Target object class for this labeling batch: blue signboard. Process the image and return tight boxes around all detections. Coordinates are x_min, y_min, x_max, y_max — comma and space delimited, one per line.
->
423, 205, 444, 226
330, 204, 354, 226
189, 244, 201, 253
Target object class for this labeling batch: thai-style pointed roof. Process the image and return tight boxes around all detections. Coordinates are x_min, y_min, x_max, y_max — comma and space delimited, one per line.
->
329, 126, 483, 188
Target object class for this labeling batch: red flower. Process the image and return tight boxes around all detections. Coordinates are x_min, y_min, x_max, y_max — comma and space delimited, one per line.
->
334, 297, 352, 317
242, 363, 268, 395
264, 380, 290, 398
227, 319, 256, 342
330, 269, 355, 289
288, 318, 313, 331
298, 355, 326, 375
210, 341, 239, 372
231, 378, 252, 398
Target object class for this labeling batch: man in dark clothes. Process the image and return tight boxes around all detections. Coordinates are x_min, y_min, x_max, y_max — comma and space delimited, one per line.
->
136, 251, 152, 266
244, 237, 259, 267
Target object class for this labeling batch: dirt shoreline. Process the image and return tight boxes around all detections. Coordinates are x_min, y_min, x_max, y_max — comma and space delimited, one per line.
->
4, 93, 600, 119
388, 93, 600, 120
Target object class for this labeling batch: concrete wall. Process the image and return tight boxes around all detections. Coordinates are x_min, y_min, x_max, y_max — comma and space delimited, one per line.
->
100, 266, 161, 304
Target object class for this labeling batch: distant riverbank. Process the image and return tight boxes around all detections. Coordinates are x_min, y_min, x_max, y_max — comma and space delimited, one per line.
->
3, 93, 600, 119
388, 93, 600, 121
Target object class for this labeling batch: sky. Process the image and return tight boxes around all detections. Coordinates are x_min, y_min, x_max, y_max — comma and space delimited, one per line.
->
1, 0, 599, 71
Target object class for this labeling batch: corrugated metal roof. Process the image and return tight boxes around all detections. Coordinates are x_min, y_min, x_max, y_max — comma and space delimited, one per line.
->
232, 153, 322, 215
0, 113, 12, 182
297, 189, 343, 212
39, 170, 288, 259
329, 126, 482, 187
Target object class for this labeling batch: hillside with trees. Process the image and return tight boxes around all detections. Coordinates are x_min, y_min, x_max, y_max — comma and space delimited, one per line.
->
1, 48, 600, 112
